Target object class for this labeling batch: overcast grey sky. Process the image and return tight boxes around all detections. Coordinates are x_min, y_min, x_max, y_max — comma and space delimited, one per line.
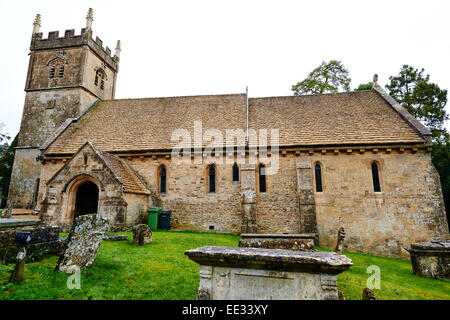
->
1, 0, 449, 138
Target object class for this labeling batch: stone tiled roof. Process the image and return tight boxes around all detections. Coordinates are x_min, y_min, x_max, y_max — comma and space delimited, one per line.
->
249, 90, 426, 147
46, 94, 247, 155
95, 148, 150, 195
44, 89, 426, 155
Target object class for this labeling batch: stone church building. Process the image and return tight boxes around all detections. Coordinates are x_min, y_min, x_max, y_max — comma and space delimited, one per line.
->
8, 10, 449, 258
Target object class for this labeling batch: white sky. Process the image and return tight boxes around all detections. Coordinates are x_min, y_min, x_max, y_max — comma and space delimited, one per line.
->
0, 0, 449, 138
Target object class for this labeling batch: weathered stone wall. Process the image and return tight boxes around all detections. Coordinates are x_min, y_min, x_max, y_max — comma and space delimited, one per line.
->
40, 144, 127, 230
7, 148, 42, 209
312, 150, 449, 258
17, 89, 96, 148
0, 225, 63, 263
26, 47, 86, 92
256, 156, 299, 234
130, 149, 447, 257
124, 192, 150, 225
38, 147, 449, 258
128, 155, 243, 233
82, 47, 117, 100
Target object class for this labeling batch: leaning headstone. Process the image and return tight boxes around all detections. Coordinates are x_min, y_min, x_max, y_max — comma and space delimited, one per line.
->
55, 214, 109, 274
362, 288, 376, 300
132, 224, 152, 245
334, 227, 346, 254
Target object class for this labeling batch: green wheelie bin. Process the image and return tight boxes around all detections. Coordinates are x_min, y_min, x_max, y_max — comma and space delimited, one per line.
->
147, 207, 161, 231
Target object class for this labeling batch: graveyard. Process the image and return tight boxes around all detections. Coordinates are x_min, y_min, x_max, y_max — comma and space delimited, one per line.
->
0, 230, 449, 300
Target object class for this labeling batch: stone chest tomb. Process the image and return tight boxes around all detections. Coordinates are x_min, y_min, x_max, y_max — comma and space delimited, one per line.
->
185, 246, 352, 300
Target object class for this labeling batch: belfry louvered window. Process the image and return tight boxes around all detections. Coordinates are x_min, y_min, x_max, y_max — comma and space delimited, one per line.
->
95, 70, 105, 90
49, 66, 56, 79
208, 165, 216, 193
315, 163, 323, 192
159, 166, 166, 194
232, 163, 239, 182
58, 65, 64, 78
372, 162, 381, 192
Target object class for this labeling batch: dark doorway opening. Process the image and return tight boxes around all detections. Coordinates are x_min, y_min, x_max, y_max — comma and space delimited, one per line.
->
74, 181, 99, 218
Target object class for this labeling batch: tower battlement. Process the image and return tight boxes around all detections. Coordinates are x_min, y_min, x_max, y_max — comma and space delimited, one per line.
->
31, 28, 119, 72
30, 8, 120, 72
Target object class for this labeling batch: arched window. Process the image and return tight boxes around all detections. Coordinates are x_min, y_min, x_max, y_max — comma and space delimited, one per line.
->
208, 165, 216, 193
315, 163, 323, 192
371, 162, 381, 192
47, 56, 66, 79
232, 163, 239, 182
159, 166, 166, 194
259, 164, 266, 193
95, 69, 106, 90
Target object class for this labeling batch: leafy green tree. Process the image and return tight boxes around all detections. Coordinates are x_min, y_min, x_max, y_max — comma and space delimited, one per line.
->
431, 138, 450, 230
292, 60, 351, 95
354, 82, 373, 91
385, 65, 448, 140
0, 125, 14, 208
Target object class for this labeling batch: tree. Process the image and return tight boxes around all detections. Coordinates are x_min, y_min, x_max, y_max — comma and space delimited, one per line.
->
385, 65, 448, 140
354, 82, 373, 91
0, 125, 13, 209
431, 138, 450, 231
292, 60, 351, 95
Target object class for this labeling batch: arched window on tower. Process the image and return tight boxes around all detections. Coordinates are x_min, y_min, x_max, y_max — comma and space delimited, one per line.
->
259, 164, 266, 193
371, 162, 381, 192
208, 165, 216, 193
315, 163, 323, 192
232, 163, 239, 182
95, 69, 106, 90
159, 166, 167, 194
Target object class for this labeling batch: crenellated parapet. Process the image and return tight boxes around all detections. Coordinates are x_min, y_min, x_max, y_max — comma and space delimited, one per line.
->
30, 8, 120, 72
30, 28, 119, 72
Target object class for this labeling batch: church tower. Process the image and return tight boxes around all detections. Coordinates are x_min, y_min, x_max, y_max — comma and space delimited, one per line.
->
8, 9, 120, 209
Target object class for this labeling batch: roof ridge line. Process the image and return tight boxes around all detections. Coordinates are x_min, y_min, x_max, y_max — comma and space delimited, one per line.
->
93, 146, 124, 186
103, 93, 247, 102
372, 84, 431, 142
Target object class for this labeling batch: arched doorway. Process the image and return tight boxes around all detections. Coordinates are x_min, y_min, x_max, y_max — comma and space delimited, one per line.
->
73, 180, 99, 218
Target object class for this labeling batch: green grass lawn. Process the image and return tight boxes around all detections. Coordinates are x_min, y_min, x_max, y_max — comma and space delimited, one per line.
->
0, 230, 448, 300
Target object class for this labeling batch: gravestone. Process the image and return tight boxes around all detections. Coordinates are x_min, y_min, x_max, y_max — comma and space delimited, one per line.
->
362, 288, 376, 300
55, 214, 109, 274
132, 224, 152, 245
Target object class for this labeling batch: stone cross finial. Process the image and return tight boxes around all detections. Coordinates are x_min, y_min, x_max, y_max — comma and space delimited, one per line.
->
86, 8, 94, 30
33, 14, 41, 34
373, 74, 378, 84
115, 40, 121, 58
